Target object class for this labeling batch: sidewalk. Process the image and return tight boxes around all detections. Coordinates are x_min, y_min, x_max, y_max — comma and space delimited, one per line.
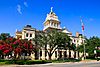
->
0, 60, 100, 67
59, 60, 100, 64
80, 60, 100, 63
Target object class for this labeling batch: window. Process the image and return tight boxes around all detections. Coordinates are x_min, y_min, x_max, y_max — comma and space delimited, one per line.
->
30, 34, 32, 37
74, 39, 76, 42
40, 50, 42, 57
45, 50, 47, 57
57, 24, 58, 27
64, 51, 67, 57
26, 33, 28, 37
54, 23, 56, 27
51, 22, 53, 26
55, 51, 57, 57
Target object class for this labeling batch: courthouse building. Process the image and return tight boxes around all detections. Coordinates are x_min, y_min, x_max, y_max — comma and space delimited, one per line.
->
15, 7, 84, 60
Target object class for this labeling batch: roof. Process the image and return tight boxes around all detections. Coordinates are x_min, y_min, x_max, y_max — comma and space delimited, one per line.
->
23, 25, 36, 31
16, 31, 22, 34
62, 27, 72, 34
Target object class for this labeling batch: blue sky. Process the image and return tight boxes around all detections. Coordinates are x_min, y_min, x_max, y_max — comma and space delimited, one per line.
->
0, 0, 100, 38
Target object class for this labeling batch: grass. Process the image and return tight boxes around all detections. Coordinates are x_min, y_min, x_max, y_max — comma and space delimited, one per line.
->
0, 62, 6, 65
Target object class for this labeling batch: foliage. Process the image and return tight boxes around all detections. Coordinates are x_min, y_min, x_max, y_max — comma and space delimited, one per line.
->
0, 60, 50, 65
0, 34, 35, 59
0, 58, 81, 65
77, 36, 100, 58
0, 33, 11, 41
96, 50, 100, 53
49, 58, 81, 63
33, 30, 71, 60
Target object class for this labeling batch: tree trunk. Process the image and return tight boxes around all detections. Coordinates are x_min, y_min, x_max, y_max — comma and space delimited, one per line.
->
74, 51, 76, 58
1, 55, 4, 59
49, 54, 52, 60
69, 49, 71, 58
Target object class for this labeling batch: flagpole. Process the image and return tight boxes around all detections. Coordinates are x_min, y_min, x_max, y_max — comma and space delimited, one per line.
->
81, 17, 86, 60
82, 29, 86, 60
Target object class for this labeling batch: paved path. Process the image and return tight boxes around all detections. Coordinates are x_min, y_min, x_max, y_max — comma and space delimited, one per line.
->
1, 61, 100, 67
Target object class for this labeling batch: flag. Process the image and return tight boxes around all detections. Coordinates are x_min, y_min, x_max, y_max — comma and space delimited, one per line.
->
82, 22, 84, 31
81, 18, 84, 31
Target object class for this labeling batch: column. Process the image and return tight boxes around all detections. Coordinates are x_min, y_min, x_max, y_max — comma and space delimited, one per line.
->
31, 52, 35, 60
38, 49, 41, 60
52, 51, 56, 60
67, 50, 69, 58
46, 51, 49, 60
50, 21, 51, 27
42, 49, 45, 60
76, 51, 79, 59
62, 50, 64, 59
57, 49, 59, 59
71, 51, 74, 58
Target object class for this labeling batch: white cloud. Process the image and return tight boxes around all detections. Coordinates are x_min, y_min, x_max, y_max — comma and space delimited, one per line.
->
17, 4, 22, 14
89, 18, 94, 22
24, 1, 28, 7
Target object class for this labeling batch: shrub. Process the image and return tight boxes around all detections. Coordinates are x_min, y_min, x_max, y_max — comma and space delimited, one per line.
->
0, 60, 50, 65
51, 58, 81, 63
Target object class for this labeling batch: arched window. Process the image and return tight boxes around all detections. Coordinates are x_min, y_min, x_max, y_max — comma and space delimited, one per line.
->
30, 34, 32, 37
26, 33, 28, 37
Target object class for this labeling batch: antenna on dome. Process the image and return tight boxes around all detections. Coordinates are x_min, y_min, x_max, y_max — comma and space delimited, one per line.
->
51, 7, 53, 12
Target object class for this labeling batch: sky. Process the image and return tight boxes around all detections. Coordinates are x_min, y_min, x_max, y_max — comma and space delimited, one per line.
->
0, 0, 100, 38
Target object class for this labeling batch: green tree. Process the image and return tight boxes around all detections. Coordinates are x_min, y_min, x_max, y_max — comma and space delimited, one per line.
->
33, 31, 47, 59
0, 33, 11, 41
77, 36, 100, 58
33, 30, 71, 60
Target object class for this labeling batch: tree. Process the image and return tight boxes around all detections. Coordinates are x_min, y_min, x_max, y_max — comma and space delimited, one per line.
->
0, 37, 15, 59
12, 39, 35, 59
0, 36, 35, 60
33, 31, 49, 59
77, 36, 100, 58
47, 30, 71, 60
69, 43, 76, 58
33, 30, 71, 60
0, 33, 11, 41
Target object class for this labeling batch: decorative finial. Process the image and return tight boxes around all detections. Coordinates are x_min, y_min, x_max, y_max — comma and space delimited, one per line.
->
51, 7, 53, 12
16, 29, 18, 32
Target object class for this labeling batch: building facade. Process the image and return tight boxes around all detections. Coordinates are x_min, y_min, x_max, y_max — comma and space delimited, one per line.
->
15, 7, 84, 60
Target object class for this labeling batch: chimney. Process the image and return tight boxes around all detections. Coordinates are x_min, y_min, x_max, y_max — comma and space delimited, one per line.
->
76, 32, 79, 37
